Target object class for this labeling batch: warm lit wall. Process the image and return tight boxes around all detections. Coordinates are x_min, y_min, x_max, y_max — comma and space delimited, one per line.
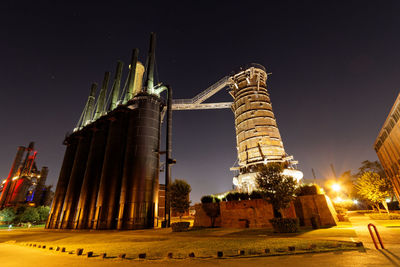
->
374, 93, 400, 201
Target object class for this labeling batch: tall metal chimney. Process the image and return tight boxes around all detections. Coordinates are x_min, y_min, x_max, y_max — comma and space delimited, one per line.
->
143, 33, 156, 94
124, 49, 139, 102
109, 61, 124, 110
83, 83, 97, 125
94, 72, 110, 120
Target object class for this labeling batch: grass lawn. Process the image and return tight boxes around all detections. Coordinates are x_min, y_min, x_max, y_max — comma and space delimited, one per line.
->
2, 225, 360, 259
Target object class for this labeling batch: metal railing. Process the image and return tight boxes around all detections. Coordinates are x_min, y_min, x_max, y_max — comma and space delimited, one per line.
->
368, 223, 385, 249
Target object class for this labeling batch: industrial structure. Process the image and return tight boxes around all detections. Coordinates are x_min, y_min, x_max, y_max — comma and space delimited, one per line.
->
173, 64, 302, 192
46, 33, 174, 230
0, 142, 49, 208
47, 33, 302, 230
374, 93, 400, 201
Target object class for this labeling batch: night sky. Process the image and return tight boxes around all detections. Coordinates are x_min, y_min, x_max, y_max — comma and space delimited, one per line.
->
1, 1, 399, 202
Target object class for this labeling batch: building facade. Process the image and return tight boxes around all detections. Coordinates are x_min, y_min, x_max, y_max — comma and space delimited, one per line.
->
374, 93, 400, 201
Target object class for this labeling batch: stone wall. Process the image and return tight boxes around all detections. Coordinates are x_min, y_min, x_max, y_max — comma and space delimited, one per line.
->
193, 203, 221, 227
193, 199, 295, 228
295, 194, 338, 227
193, 195, 337, 228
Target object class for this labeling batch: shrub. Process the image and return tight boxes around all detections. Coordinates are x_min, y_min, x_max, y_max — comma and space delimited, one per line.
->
295, 184, 322, 196
19, 207, 39, 223
214, 197, 221, 203
201, 195, 213, 204
238, 192, 249, 201
202, 203, 220, 228
249, 191, 263, 200
369, 213, 400, 220
36, 206, 50, 223
0, 208, 16, 224
171, 222, 190, 232
269, 218, 299, 233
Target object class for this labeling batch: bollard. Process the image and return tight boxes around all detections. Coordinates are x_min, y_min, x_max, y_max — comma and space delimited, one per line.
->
49, 247, 53, 250
288, 246, 295, 252
264, 248, 270, 254
56, 246, 60, 251
42, 245, 46, 249
238, 250, 245, 256
76, 248, 84, 256
100, 253, 107, 259
217, 251, 223, 257
167, 252, 173, 259
188, 252, 195, 258
61, 247, 66, 252
38, 245, 42, 248
87, 251, 93, 258
118, 253, 126, 259
139, 253, 146, 259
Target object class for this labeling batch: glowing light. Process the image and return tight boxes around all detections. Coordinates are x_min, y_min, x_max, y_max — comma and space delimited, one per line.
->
386, 198, 391, 203
334, 197, 343, 203
353, 199, 359, 204
282, 169, 303, 182
12, 176, 19, 181
331, 183, 341, 192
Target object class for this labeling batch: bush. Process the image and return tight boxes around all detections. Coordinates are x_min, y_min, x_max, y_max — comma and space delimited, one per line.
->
171, 222, 190, 232
238, 192, 249, 201
226, 192, 240, 201
369, 213, 400, 220
36, 206, 50, 223
269, 218, 299, 233
249, 191, 263, 200
295, 184, 322, 196
201, 195, 214, 204
19, 207, 39, 223
0, 208, 16, 224
214, 197, 221, 203
201, 203, 220, 228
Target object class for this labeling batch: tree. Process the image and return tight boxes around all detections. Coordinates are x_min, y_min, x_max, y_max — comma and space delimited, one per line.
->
36, 206, 50, 223
19, 207, 40, 223
357, 160, 385, 178
356, 171, 393, 213
0, 208, 16, 224
201, 196, 220, 228
169, 179, 191, 221
256, 163, 297, 217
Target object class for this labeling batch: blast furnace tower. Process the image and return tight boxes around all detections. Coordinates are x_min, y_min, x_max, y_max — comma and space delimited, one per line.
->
229, 64, 302, 192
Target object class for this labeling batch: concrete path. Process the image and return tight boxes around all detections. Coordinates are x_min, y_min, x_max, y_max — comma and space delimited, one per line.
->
349, 214, 400, 266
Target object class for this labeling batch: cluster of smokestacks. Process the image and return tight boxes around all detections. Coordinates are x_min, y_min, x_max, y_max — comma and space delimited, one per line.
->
46, 33, 173, 230
0, 142, 49, 208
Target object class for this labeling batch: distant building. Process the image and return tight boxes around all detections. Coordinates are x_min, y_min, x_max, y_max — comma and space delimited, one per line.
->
374, 93, 400, 201
0, 142, 50, 208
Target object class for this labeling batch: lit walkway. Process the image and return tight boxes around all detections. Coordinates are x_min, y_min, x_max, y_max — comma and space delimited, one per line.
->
349, 214, 400, 266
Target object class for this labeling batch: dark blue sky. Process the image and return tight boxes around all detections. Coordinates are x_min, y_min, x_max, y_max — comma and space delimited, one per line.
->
0, 1, 399, 202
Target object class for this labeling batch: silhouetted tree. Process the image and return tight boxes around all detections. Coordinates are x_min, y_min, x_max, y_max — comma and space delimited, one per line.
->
256, 163, 297, 217
169, 179, 191, 221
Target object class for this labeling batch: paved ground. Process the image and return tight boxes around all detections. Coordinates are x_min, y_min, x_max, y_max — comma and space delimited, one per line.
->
1, 213, 400, 266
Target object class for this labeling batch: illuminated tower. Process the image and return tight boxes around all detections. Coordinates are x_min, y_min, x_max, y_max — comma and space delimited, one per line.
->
229, 64, 302, 192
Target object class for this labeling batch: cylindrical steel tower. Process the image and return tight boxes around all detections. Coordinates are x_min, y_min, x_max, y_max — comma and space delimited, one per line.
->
74, 121, 109, 229
93, 110, 128, 230
118, 94, 163, 230
59, 132, 92, 229
46, 138, 78, 229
